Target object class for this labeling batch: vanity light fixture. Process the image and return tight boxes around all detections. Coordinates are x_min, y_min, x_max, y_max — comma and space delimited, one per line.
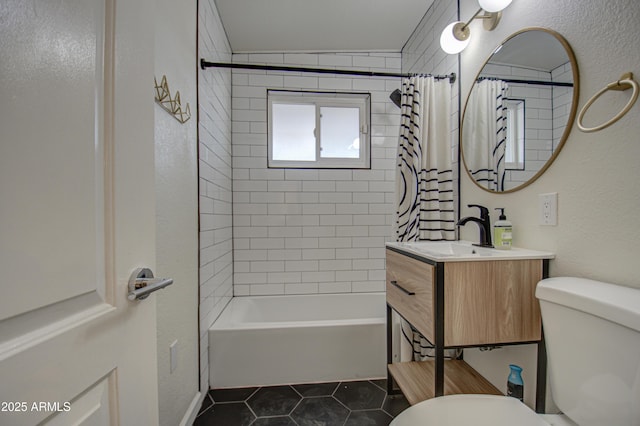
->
440, 0, 513, 54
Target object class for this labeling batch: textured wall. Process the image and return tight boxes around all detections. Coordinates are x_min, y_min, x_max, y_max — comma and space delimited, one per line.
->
459, 0, 640, 411
155, 0, 199, 424
231, 52, 401, 296
459, 0, 640, 286
198, 1, 233, 392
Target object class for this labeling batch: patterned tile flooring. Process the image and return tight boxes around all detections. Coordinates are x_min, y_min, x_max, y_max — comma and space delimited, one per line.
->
194, 379, 409, 426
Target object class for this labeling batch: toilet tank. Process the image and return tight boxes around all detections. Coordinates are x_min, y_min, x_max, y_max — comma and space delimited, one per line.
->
536, 277, 640, 426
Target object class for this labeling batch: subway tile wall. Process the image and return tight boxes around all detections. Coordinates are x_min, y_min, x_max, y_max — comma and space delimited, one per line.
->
199, 0, 463, 386
401, 0, 458, 77
551, 62, 574, 148
480, 63, 572, 190
481, 63, 552, 189
198, 1, 233, 391
231, 52, 402, 296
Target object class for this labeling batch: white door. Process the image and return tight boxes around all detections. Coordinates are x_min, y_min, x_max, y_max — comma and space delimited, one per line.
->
0, 0, 159, 424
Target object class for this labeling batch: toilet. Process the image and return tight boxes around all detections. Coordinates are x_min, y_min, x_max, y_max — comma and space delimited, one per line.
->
390, 277, 640, 425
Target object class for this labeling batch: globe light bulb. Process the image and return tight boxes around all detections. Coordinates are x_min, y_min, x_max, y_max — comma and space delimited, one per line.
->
440, 22, 471, 54
478, 0, 512, 13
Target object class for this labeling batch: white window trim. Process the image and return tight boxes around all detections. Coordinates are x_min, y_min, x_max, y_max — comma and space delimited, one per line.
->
504, 98, 525, 170
267, 90, 371, 169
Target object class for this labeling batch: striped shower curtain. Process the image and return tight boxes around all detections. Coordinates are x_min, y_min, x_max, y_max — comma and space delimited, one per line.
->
394, 76, 458, 361
463, 79, 509, 191
395, 76, 455, 242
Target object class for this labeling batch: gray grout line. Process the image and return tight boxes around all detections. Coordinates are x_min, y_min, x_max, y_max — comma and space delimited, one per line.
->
199, 380, 403, 425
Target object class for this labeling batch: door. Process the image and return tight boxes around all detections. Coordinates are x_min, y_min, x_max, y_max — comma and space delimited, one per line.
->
0, 0, 158, 424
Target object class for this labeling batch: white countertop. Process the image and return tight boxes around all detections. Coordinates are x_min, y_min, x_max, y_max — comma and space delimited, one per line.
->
386, 240, 555, 262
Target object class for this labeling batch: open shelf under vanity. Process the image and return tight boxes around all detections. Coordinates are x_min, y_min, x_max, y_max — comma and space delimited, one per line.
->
384, 242, 554, 412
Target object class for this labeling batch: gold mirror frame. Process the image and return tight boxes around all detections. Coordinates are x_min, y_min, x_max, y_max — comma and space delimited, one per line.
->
461, 27, 580, 193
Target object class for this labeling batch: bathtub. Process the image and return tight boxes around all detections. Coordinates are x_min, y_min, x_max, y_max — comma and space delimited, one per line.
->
209, 292, 387, 388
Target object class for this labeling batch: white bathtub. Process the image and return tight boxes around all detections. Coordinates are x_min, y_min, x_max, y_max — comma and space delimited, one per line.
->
209, 292, 387, 388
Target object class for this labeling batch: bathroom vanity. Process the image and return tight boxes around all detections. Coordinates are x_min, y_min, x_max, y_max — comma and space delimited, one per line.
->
385, 241, 554, 412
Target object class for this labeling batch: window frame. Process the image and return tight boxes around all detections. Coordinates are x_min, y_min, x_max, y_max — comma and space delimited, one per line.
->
267, 90, 371, 169
504, 98, 526, 171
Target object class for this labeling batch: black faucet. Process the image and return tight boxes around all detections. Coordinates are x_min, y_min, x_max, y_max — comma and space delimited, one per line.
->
457, 204, 493, 248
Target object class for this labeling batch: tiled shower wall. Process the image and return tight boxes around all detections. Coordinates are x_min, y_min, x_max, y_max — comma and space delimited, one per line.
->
199, 0, 464, 386
231, 52, 402, 296
401, 0, 460, 219
551, 62, 573, 147
480, 63, 554, 189
478, 61, 573, 190
198, 1, 233, 391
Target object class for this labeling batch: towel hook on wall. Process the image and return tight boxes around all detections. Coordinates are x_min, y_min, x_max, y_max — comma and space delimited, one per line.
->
577, 72, 638, 133
154, 75, 191, 124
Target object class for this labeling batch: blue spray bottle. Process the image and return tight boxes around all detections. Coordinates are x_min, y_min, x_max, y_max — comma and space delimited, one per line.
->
507, 364, 524, 402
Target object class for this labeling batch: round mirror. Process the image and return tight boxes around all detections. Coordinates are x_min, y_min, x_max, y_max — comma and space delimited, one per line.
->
461, 28, 579, 192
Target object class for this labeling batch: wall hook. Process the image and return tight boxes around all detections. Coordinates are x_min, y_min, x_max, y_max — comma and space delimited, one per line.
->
154, 75, 191, 124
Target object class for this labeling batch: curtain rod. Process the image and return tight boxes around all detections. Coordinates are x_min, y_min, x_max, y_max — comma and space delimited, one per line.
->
200, 59, 456, 83
478, 76, 573, 87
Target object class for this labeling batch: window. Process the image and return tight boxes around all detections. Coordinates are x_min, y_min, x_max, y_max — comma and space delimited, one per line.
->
504, 98, 525, 170
268, 90, 371, 168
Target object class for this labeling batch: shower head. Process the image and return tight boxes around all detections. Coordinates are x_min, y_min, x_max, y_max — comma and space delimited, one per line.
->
390, 89, 402, 108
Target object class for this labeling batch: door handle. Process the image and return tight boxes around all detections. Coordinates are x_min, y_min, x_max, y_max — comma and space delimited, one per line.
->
128, 268, 173, 301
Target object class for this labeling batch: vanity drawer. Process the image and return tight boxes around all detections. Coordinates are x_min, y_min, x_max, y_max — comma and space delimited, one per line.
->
386, 249, 435, 340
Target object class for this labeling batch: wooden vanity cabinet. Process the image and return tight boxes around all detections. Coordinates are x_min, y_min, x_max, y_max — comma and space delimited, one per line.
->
386, 249, 436, 341
385, 247, 549, 411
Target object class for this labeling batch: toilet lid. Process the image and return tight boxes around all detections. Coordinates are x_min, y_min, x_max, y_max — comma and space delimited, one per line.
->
390, 395, 550, 426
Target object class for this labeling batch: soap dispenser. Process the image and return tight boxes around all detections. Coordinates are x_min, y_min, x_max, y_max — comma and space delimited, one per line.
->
494, 208, 512, 250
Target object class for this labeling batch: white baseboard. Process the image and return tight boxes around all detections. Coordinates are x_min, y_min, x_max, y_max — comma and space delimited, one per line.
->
179, 391, 207, 426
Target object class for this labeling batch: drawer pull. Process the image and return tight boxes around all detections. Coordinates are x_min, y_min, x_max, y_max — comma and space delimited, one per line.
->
390, 280, 415, 296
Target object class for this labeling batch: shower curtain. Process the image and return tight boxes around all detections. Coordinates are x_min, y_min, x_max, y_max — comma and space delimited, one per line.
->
395, 76, 455, 242
394, 76, 457, 361
463, 79, 509, 191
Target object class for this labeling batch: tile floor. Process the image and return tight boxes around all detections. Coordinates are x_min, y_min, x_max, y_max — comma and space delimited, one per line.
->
194, 379, 409, 426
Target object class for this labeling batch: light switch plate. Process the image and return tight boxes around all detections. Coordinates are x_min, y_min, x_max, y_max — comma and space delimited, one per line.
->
170, 340, 178, 373
539, 193, 558, 226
